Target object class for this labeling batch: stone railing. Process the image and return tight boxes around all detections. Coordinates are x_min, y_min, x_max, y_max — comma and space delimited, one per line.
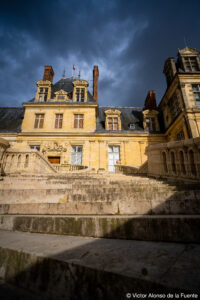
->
3, 148, 57, 175
147, 137, 200, 182
115, 161, 148, 175
0, 138, 10, 176
53, 164, 91, 173
115, 164, 140, 174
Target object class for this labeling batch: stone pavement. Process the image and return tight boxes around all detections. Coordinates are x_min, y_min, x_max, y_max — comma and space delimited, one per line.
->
0, 230, 200, 299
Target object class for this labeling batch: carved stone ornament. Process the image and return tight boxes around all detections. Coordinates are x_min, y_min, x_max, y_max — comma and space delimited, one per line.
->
42, 142, 67, 154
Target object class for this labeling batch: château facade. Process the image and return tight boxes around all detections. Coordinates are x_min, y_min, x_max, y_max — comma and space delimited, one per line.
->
0, 46, 200, 176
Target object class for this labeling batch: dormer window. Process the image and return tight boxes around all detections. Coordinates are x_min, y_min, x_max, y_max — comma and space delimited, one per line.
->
76, 88, 85, 102
142, 109, 160, 132
72, 80, 88, 102
184, 57, 199, 72
38, 87, 48, 102
108, 117, 118, 130
35, 80, 52, 103
104, 109, 122, 131
146, 117, 156, 131
54, 89, 69, 102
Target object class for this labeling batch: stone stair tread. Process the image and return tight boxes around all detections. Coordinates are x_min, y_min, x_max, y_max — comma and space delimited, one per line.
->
0, 230, 199, 293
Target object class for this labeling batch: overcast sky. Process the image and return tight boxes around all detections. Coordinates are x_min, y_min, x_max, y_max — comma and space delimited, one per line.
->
0, 0, 200, 108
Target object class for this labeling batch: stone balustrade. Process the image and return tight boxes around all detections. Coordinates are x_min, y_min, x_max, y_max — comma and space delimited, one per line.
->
147, 137, 200, 182
3, 148, 57, 175
53, 163, 89, 172
115, 164, 140, 174
115, 161, 148, 175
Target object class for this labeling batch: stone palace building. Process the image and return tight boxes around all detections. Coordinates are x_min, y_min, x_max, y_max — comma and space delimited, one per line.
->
0, 46, 200, 180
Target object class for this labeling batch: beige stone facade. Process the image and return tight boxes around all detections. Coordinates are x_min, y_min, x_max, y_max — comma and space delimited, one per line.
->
0, 47, 200, 179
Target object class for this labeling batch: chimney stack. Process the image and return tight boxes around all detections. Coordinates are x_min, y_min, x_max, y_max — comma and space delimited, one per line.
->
144, 90, 157, 110
43, 66, 54, 82
93, 65, 99, 102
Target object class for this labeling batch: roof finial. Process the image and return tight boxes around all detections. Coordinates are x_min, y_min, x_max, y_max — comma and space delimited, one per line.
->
184, 36, 188, 48
62, 68, 66, 78
78, 70, 81, 79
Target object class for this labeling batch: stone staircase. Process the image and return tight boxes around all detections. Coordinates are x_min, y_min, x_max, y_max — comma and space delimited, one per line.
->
0, 172, 200, 297
0, 173, 200, 243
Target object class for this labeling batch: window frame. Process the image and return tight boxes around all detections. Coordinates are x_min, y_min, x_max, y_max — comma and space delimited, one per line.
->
34, 114, 44, 129
184, 57, 199, 72
192, 84, 200, 108
108, 117, 119, 131
55, 113, 63, 129
74, 114, 84, 129
75, 88, 85, 102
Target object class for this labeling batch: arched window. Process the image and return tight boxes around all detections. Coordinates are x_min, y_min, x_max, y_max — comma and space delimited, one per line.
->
17, 155, 21, 168
179, 151, 186, 175
24, 154, 29, 168
162, 152, 168, 173
189, 150, 197, 176
171, 151, 176, 174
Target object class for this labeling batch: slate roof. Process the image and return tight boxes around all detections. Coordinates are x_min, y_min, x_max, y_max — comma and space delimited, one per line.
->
96, 106, 146, 133
0, 107, 24, 133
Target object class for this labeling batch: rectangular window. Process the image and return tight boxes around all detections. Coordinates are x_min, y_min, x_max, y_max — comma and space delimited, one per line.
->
192, 84, 200, 107
108, 117, 118, 130
55, 114, 63, 128
34, 114, 44, 128
184, 57, 199, 72
30, 145, 40, 151
38, 87, 48, 102
71, 146, 82, 165
75, 88, 85, 102
74, 114, 84, 128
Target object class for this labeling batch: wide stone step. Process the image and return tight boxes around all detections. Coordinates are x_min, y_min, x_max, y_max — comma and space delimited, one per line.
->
0, 230, 199, 298
1, 215, 200, 243
1, 187, 200, 206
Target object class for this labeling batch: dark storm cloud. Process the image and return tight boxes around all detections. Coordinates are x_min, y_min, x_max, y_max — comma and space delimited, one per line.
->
0, 0, 200, 107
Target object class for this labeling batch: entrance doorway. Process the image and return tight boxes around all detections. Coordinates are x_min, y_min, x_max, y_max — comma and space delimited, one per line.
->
108, 146, 120, 172
71, 146, 82, 165
48, 156, 60, 164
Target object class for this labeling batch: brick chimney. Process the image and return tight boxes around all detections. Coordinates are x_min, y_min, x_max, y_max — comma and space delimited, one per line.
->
93, 66, 99, 102
144, 90, 157, 110
43, 66, 54, 82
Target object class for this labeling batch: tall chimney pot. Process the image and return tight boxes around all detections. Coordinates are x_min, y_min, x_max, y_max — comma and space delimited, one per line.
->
43, 66, 54, 82
93, 66, 99, 102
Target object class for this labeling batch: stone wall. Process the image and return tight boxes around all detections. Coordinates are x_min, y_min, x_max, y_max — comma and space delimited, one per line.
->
147, 137, 200, 182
